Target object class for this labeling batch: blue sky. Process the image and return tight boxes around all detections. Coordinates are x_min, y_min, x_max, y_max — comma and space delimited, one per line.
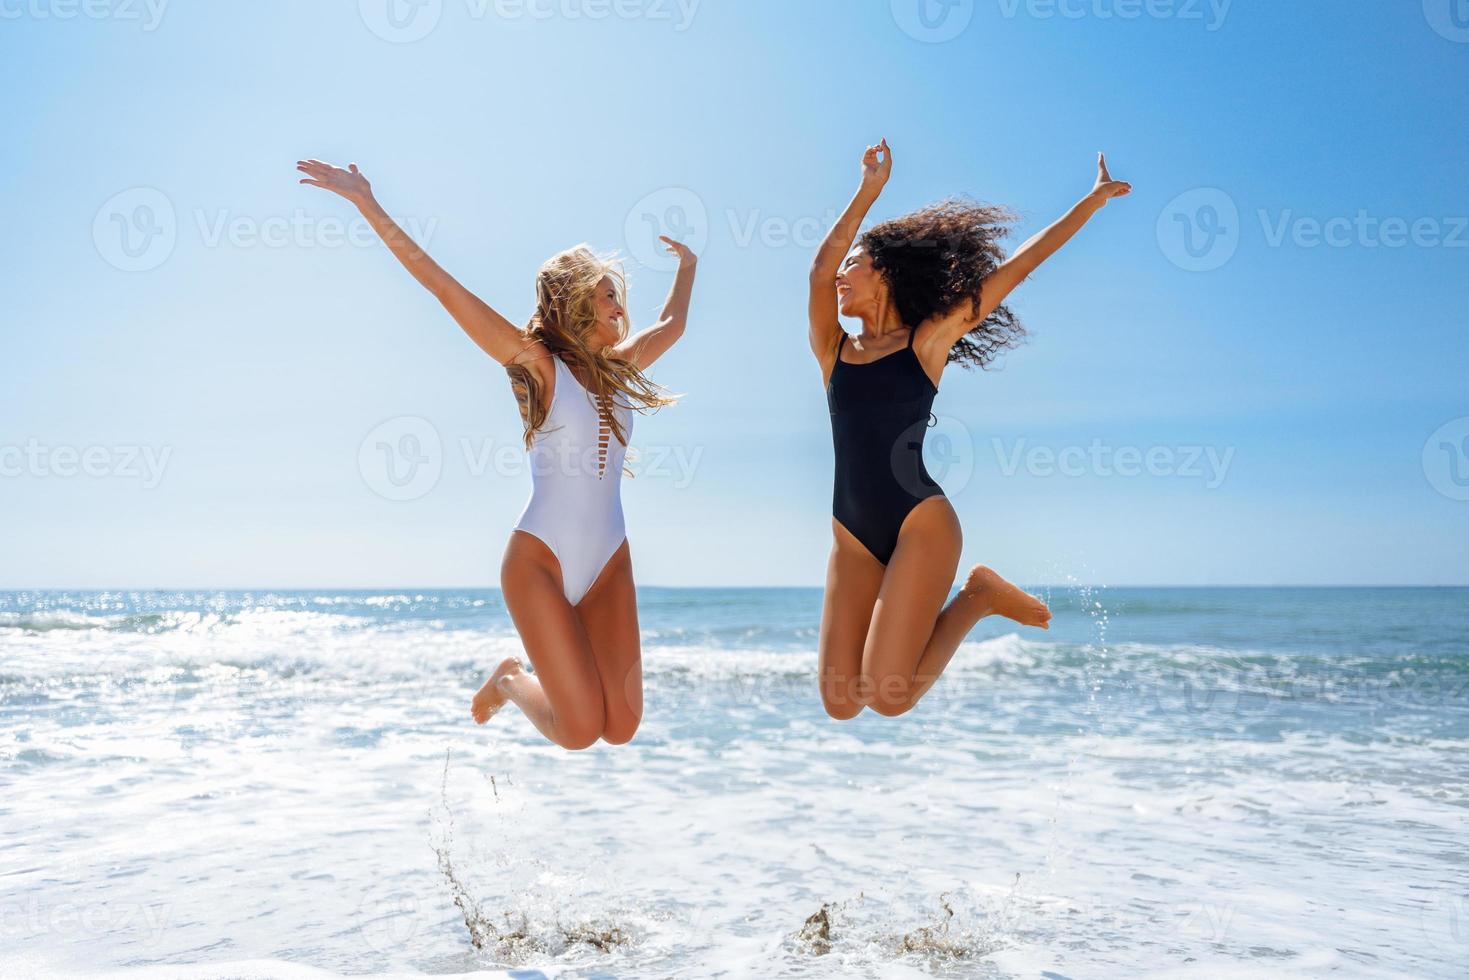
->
2, 0, 1466, 587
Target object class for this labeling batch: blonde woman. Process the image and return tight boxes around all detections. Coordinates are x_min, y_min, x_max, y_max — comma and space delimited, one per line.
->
298, 159, 697, 750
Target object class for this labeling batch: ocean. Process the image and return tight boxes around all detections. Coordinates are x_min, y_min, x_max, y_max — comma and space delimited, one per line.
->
2, 586, 1466, 979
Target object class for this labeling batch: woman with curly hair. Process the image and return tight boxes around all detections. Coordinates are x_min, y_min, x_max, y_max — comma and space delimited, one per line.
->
297, 159, 698, 750
809, 140, 1131, 719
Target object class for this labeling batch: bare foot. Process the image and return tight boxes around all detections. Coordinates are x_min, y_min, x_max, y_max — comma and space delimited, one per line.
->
961, 565, 1052, 630
471, 657, 523, 724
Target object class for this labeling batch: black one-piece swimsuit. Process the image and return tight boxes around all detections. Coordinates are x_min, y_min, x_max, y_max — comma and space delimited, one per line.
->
826, 327, 944, 565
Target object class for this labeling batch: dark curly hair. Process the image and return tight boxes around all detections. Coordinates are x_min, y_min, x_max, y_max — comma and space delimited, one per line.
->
859, 197, 1026, 369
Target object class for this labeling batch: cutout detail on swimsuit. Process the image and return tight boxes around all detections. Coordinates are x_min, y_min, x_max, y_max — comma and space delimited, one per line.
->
512, 355, 630, 604
596, 394, 611, 480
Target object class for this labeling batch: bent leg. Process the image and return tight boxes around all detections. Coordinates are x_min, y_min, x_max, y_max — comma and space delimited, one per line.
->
902, 564, 1052, 707
817, 520, 886, 720
860, 497, 963, 716
488, 530, 608, 750
574, 539, 643, 746
862, 499, 1053, 717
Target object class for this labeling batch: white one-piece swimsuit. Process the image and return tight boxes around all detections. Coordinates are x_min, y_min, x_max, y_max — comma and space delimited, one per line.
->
513, 355, 632, 605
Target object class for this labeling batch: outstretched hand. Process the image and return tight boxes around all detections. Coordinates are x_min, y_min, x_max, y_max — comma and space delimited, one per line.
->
659, 235, 698, 267
297, 159, 373, 206
861, 138, 892, 189
1089, 152, 1132, 206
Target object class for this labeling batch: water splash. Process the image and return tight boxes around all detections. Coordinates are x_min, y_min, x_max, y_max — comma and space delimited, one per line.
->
791, 884, 1032, 970
429, 751, 635, 965
790, 895, 863, 957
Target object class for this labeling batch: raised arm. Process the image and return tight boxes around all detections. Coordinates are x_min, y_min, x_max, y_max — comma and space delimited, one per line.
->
296, 159, 539, 366
610, 236, 698, 370
809, 140, 891, 361
923, 153, 1132, 353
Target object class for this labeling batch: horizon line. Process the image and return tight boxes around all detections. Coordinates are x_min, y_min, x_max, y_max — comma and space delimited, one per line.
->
2, 583, 1466, 592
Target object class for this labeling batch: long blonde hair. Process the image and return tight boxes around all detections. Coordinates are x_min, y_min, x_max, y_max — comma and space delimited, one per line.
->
507, 245, 674, 449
